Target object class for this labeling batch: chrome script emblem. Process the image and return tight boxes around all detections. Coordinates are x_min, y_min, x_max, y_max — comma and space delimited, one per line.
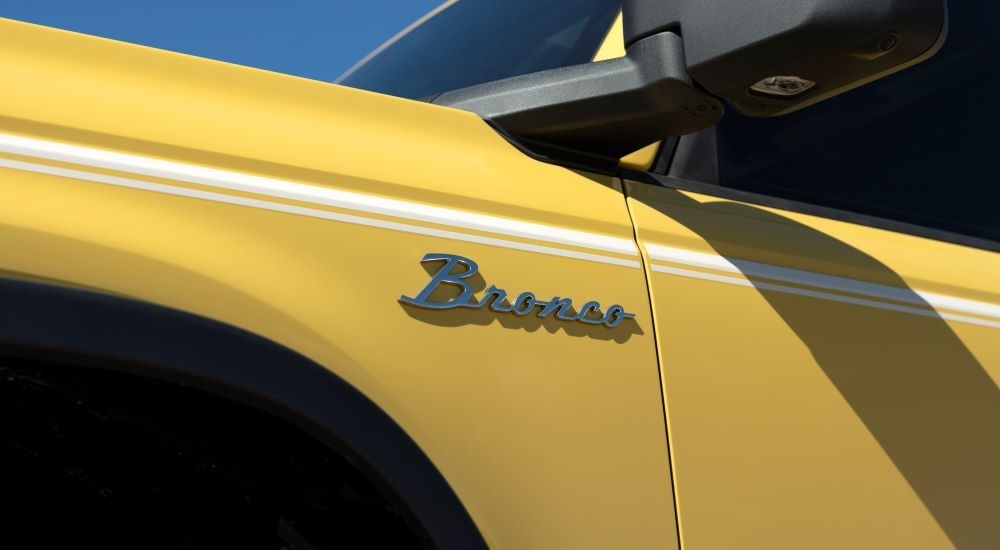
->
399, 253, 636, 328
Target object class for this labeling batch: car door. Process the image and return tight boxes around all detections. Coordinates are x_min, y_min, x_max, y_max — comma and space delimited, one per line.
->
625, 1, 1000, 547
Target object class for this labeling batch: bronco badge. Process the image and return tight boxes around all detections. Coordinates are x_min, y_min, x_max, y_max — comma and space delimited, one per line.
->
400, 253, 636, 328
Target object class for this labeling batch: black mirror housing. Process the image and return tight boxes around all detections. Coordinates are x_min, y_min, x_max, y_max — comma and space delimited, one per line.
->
435, 32, 723, 164
437, 0, 947, 164
625, 0, 948, 116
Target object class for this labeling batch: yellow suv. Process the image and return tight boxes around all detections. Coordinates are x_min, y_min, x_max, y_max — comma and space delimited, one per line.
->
1, 0, 993, 548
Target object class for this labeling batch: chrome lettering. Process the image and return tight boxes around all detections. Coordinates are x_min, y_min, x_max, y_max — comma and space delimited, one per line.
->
479, 285, 514, 312
537, 297, 574, 319
399, 253, 478, 309
603, 305, 636, 328
511, 292, 537, 316
401, 253, 636, 329
575, 301, 605, 325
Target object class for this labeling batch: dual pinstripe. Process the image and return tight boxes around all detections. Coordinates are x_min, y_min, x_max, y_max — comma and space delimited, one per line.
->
2, 131, 998, 330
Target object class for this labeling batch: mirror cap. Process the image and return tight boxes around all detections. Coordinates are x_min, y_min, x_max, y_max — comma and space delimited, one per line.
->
624, 0, 948, 116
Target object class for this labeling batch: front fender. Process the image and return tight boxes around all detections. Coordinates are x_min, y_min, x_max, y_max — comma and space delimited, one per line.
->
0, 275, 486, 550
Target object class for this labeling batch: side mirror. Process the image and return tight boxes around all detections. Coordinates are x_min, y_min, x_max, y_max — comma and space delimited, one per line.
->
625, 0, 948, 117
435, 0, 947, 163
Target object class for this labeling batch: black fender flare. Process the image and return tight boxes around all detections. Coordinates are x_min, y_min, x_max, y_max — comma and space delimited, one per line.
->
0, 276, 486, 550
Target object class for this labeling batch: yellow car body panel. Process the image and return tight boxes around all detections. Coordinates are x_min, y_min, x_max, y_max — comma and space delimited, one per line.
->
4, 4, 1000, 548
626, 181, 1000, 549
593, 12, 626, 62
0, 18, 679, 549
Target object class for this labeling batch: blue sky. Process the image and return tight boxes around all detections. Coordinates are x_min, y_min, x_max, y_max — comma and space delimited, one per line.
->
0, 0, 442, 82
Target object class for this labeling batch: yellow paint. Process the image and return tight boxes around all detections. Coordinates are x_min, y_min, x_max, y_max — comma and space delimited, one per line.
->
626, 181, 1000, 549
593, 12, 626, 61
6, 7, 1000, 549
619, 141, 661, 171
0, 18, 679, 549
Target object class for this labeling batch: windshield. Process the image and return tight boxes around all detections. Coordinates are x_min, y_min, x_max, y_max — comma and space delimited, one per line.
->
339, 0, 621, 100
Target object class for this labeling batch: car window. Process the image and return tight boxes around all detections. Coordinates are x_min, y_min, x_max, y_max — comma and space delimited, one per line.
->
714, 0, 1000, 244
339, 0, 621, 100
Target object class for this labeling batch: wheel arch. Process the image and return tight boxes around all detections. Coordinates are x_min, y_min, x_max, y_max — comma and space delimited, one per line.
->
0, 275, 486, 550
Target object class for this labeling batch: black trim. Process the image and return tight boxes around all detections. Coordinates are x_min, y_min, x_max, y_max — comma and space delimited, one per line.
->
436, 31, 722, 160
663, 127, 717, 184
624, 170, 1000, 254
648, 136, 678, 175
0, 276, 487, 550
483, 119, 619, 176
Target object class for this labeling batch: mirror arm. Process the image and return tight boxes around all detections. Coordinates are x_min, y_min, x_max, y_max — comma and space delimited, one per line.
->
433, 32, 723, 162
